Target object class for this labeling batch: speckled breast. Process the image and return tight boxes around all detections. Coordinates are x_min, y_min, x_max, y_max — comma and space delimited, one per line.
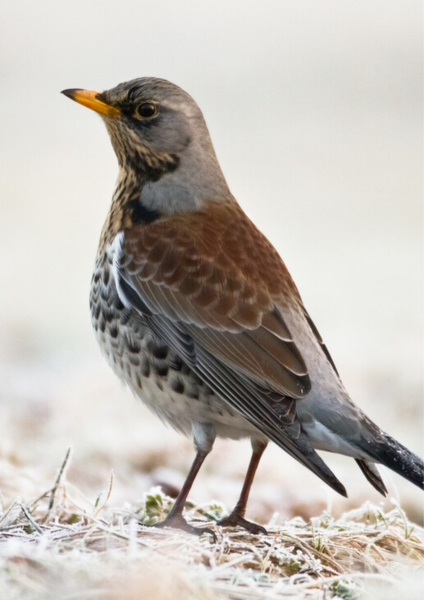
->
89, 252, 254, 439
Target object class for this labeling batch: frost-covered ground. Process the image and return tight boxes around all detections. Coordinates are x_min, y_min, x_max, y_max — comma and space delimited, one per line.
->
0, 447, 423, 600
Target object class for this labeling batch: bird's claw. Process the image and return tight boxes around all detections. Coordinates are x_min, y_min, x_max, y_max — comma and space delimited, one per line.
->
217, 513, 268, 535
145, 514, 217, 542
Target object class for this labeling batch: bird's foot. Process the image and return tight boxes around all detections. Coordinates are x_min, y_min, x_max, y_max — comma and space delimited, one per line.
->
217, 513, 267, 535
147, 514, 217, 542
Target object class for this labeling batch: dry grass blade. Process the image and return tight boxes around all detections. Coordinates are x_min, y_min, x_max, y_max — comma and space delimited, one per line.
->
47, 445, 72, 512
19, 503, 44, 535
92, 469, 114, 519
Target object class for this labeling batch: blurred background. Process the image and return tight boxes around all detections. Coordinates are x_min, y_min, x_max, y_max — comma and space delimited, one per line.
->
0, 1, 422, 524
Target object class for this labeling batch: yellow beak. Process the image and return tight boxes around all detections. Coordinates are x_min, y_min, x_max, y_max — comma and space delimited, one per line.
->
61, 88, 120, 118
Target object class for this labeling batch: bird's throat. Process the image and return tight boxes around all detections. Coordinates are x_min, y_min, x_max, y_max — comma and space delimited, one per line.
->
99, 167, 161, 249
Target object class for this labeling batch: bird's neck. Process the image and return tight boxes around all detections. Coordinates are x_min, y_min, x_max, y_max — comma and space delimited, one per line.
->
98, 143, 233, 251
99, 167, 147, 250
139, 140, 232, 216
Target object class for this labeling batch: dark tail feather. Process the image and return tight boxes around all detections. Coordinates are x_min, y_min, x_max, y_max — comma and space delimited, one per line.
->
356, 459, 388, 496
364, 432, 424, 490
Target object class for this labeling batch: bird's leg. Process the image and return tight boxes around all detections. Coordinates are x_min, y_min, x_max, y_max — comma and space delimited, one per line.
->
150, 423, 216, 540
218, 439, 268, 535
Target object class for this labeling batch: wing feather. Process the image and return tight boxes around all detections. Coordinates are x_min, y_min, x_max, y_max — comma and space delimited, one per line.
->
112, 203, 348, 496
121, 204, 312, 398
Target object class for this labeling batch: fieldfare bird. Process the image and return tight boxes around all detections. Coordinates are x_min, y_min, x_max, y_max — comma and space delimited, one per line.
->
62, 78, 423, 537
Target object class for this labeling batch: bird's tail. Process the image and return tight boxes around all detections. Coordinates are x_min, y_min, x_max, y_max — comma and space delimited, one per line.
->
359, 423, 424, 490
355, 459, 388, 496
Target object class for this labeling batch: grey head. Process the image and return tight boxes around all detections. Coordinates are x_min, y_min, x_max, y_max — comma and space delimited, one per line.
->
62, 77, 231, 214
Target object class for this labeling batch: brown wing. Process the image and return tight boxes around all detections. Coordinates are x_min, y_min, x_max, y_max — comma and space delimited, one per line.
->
122, 201, 310, 398
115, 201, 346, 496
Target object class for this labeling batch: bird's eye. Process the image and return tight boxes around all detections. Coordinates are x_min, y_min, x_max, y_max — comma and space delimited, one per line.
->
136, 102, 157, 118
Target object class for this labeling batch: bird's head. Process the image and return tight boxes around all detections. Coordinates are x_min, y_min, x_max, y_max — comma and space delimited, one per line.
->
62, 77, 230, 214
